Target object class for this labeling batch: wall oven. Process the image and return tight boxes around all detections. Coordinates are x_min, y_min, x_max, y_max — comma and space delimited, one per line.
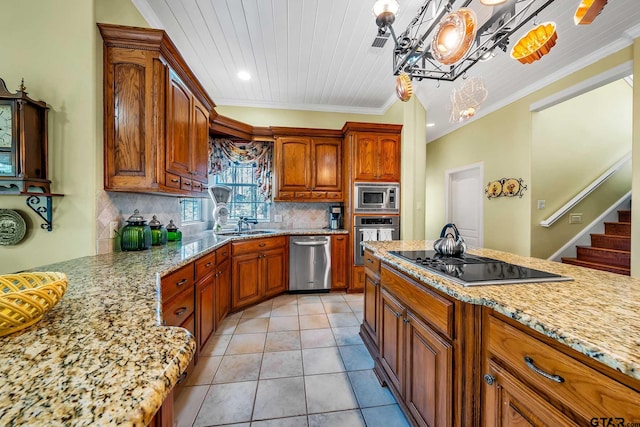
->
354, 182, 400, 214
354, 216, 400, 265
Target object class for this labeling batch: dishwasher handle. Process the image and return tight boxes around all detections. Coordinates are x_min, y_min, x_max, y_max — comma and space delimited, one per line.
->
292, 241, 329, 247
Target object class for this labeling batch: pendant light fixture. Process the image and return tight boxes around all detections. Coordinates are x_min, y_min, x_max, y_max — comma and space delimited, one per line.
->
510, 22, 558, 64
574, 0, 608, 25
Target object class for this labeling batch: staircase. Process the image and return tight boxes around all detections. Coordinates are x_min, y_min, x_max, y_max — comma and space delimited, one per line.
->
562, 210, 631, 275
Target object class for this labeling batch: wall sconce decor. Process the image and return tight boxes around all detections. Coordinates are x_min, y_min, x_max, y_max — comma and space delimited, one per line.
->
485, 177, 527, 199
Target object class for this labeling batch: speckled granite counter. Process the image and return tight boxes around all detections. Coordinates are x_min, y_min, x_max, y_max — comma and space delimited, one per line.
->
0, 228, 346, 426
363, 240, 640, 381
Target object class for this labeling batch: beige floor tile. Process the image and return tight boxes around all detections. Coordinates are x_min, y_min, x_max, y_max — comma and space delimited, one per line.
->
338, 345, 374, 371
268, 316, 300, 332
213, 353, 262, 383
193, 381, 257, 426
184, 355, 222, 386
322, 301, 352, 313
353, 311, 364, 323
361, 404, 410, 427
320, 294, 346, 303
227, 311, 243, 320
241, 305, 271, 319
298, 302, 325, 315
225, 333, 266, 354
173, 385, 209, 427
251, 416, 308, 427
297, 295, 322, 304
215, 317, 240, 335
265, 330, 301, 352
300, 328, 336, 349
252, 377, 307, 420
270, 303, 299, 317
299, 314, 330, 330
332, 326, 363, 346
343, 293, 364, 302
304, 373, 358, 414
308, 409, 366, 427
260, 350, 303, 379
347, 301, 364, 312
302, 347, 345, 375
271, 294, 299, 307
235, 317, 269, 334
326, 312, 360, 328
200, 334, 232, 356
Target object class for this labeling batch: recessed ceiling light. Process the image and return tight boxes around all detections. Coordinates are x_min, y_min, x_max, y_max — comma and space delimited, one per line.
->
426, 123, 435, 128
237, 71, 251, 81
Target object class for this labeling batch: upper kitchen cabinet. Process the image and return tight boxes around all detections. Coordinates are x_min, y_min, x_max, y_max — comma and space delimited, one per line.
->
98, 24, 214, 197
342, 122, 402, 182
272, 127, 343, 202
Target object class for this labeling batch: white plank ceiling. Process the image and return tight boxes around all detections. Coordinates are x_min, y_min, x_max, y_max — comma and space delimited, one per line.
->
132, 0, 640, 141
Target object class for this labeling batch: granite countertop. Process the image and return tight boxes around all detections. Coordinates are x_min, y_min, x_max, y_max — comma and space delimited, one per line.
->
0, 228, 344, 426
363, 240, 640, 381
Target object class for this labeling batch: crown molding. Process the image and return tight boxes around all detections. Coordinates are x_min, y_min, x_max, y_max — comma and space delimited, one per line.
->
214, 98, 388, 116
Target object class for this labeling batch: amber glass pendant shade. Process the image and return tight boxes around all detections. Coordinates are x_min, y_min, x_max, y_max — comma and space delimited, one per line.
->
510, 22, 558, 64
395, 74, 413, 102
574, 0, 608, 25
431, 8, 477, 66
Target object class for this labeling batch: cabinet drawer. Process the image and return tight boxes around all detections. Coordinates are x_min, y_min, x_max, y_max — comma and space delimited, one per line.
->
295, 191, 311, 198
216, 244, 230, 265
381, 265, 454, 339
232, 236, 287, 256
192, 181, 203, 192
487, 314, 640, 421
311, 191, 326, 199
166, 172, 181, 189
161, 263, 195, 302
195, 251, 216, 281
180, 178, 193, 191
364, 250, 380, 274
278, 191, 293, 199
327, 192, 342, 200
163, 286, 195, 327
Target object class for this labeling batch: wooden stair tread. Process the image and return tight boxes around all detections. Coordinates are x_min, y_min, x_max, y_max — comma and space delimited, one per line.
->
561, 258, 630, 276
590, 233, 630, 239
575, 245, 630, 254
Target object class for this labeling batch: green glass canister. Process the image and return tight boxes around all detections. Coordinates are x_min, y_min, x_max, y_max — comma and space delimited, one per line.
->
149, 215, 168, 246
120, 209, 152, 251
166, 219, 182, 242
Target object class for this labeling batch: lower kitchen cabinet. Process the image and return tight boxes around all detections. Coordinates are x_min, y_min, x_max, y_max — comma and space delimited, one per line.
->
231, 236, 287, 311
330, 235, 348, 290
215, 257, 231, 327
362, 249, 380, 347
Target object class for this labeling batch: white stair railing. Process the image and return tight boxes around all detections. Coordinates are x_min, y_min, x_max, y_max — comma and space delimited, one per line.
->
540, 152, 632, 228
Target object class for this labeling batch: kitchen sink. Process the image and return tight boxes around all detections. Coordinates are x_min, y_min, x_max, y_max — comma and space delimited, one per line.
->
215, 230, 277, 237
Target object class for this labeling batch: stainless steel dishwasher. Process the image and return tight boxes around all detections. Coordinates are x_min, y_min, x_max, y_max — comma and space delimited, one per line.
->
289, 235, 331, 293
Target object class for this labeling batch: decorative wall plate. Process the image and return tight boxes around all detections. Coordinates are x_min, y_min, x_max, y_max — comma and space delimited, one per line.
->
0, 209, 26, 245
485, 178, 527, 199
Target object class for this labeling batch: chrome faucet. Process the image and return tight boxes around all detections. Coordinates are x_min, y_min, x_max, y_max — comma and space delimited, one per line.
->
237, 216, 259, 232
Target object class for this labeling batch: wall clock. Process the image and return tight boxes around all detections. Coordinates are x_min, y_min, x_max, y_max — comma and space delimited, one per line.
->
0, 78, 50, 194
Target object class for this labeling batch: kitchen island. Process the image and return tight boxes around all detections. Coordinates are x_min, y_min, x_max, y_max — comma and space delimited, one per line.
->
0, 229, 345, 426
361, 240, 640, 426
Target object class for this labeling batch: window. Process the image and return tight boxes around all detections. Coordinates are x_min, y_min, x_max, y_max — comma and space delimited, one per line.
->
214, 163, 270, 221
181, 198, 202, 223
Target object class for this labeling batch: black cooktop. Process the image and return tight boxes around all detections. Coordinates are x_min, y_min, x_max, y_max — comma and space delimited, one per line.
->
389, 250, 572, 286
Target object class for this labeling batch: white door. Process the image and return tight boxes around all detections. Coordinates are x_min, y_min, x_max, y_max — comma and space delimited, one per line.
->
445, 163, 483, 248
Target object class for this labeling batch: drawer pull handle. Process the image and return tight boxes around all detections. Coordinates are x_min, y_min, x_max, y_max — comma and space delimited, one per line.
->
205, 262, 212, 268
336, 237, 345, 241
170, 178, 179, 183
524, 356, 565, 383
184, 182, 192, 186
259, 243, 266, 247
367, 259, 374, 263
222, 251, 228, 256
177, 278, 188, 286
175, 307, 188, 317
176, 372, 187, 385
484, 374, 495, 385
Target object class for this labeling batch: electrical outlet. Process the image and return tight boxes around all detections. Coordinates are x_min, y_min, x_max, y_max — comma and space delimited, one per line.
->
109, 221, 119, 238
537, 200, 545, 209
274, 215, 283, 223
569, 213, 582, 224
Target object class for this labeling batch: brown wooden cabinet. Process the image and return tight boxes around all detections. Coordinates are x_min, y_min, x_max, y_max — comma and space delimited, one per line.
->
483, 310, 640, 426
99, 24, 213, 197
342, 123, 402, 183
195, 251, 216, 351
330, 235, 349, 290
231, 236, 287, 310
273, 129, 343, 202
214, 245, 231, 327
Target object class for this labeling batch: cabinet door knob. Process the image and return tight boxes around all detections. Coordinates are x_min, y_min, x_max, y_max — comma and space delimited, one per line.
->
483, 374, 495, 385
524, 356, 565, 383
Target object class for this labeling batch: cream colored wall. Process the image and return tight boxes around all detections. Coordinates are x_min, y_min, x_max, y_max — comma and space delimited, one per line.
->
426, 47, 633, 257
632, 39, 640, 277
217, 100, 428, 240
0, 0, 97, 274
531, 80, 632, 258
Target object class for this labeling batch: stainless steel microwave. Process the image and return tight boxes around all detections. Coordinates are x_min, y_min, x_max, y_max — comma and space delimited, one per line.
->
354, 182, 400, 213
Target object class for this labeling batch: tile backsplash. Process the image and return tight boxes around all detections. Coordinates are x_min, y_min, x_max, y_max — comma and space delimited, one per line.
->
96, 190, 339, 254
